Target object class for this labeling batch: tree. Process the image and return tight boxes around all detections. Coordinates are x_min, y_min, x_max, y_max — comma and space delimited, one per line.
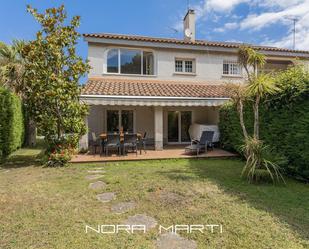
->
0, 40, 26, 95
0, 40, 37, 146
22, 5, 90, 164
225, 83, 248, 140
247, 74, 278, 139
229, 46, 284, 183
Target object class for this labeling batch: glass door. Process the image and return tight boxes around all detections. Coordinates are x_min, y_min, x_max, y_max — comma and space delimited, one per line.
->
168, 111, 179, 143
181, 111, 192, 142
168, 111, 192, 143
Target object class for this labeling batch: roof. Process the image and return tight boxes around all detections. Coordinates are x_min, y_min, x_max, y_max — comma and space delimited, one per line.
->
81, 78, 229, 99
83, 33, 309, 55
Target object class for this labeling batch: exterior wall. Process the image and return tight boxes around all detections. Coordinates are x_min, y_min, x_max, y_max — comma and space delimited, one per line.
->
87, 43, 244, 83
162, 106, 219, 144
87, 105, 154, 140
87, 105, 219, 146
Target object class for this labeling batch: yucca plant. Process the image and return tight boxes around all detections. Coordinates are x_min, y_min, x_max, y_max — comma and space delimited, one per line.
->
241, 137, 285, 184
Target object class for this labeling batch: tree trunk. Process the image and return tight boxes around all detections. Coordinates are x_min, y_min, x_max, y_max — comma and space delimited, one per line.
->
238, 100, 248, 140
25, 118, 36, 147
253, 95, 260, 139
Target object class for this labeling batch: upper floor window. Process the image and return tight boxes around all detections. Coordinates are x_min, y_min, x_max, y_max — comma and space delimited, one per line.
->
175, 59, 195, 73
107, 48, 154, 75
223, 61, 241, 76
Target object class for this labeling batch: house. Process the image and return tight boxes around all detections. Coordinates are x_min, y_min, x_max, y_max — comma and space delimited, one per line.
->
79, 9, 309, 151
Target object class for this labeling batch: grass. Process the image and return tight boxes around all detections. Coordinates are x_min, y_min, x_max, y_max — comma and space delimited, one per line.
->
0, 146, 308, 249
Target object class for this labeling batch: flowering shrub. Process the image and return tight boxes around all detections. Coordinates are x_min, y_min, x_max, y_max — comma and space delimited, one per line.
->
44, 136, 77, 167
45, 148, 72, 167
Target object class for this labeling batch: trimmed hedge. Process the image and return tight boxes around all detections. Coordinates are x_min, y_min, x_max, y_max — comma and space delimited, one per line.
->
219, 67, 309, 180
0, 87, 24, 158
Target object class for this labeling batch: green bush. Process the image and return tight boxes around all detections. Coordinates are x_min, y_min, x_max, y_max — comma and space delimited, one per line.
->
219, 66, 309, 180
0, 87, 24, 158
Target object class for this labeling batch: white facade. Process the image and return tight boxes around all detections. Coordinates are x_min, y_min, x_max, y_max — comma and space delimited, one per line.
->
80, 9, 309, 151
88, 44, 245, 83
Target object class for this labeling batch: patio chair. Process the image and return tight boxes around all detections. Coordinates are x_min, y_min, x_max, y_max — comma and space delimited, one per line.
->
123, 133, 138, 156
185, 131, 214, 155
89, 132, 100, 155
105, 133, 121, 156
138, 132, 147, 154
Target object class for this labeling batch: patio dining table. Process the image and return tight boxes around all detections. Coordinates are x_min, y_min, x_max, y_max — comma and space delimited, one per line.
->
99, 132, 143, 155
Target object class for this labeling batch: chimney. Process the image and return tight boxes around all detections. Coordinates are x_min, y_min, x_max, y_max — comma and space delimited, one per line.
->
183, 9, 195, 42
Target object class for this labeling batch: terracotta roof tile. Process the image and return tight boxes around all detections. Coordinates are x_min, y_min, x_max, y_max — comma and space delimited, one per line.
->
83, 33, 309, 55
81, 78, 229, 98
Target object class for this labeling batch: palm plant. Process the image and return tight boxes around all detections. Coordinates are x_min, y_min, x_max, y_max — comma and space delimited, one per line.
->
0, 40, 26, 94
233, 46, 284, 183
241, 138, 285, 183
0, 40, 36, 146
247, 74, 279, 139
225, 83, 248, 140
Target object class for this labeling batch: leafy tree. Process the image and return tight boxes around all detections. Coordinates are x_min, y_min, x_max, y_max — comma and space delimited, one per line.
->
22, 5, 90, 164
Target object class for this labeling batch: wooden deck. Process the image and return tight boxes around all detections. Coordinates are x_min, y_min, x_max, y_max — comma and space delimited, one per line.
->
70, 146, 237, 163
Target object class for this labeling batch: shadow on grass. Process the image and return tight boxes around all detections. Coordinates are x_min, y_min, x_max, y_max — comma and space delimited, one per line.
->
160, 158, 309, 241
0, 139, 46, 169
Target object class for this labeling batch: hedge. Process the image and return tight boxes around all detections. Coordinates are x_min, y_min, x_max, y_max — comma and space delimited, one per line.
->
219, 67, 309, 180
0, 87, 24, 158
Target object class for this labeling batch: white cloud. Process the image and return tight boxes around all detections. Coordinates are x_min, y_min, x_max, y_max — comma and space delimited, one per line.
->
214, 22, 239, 33
171, 0, 309, 49
240, 1, 309, 30
206, 0, 248, 12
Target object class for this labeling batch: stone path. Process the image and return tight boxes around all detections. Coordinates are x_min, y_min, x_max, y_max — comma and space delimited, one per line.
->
88, 181, 107, 190
96, 192, 116, 203
156, 233, 197, 249
85, 174, 104, 180
111, 202, 135, 214
124, 214, 157, 231
84, 167, 197, 248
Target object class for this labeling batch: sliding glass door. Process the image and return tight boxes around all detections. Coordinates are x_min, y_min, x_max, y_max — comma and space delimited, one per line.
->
107, 110, 134, 133
168, 111, 192, 143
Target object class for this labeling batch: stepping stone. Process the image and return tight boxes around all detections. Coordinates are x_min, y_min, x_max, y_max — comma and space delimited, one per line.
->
85, 175, 104, 180
96, 192, 116, 203
159, 192, 184, 205
111, 202, 135, 214
87, 170, 106, 174
124, 214, 157, 231
89, 181, 107, 190
156, 233, 197, 249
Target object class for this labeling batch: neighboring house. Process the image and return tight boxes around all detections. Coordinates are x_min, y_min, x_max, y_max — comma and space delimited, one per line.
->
79, 9, 309, 150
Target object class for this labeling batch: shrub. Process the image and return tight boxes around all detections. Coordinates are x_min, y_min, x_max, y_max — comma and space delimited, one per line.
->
0, 87, 24, 158
219, 66, 309, 181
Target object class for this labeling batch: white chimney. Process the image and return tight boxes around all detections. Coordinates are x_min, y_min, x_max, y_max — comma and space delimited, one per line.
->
183, 9, 195, 42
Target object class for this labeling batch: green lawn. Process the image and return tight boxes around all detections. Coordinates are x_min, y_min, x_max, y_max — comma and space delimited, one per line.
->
0, 147, 308, 249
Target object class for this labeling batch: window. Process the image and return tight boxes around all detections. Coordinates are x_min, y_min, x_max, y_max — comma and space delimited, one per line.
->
223, 61, 241, 76
175, 60, 183, 72
107, 110, 119, 132
107, 49, 119, 73
175, 59, 195, 73
106, 110, 134, 133
106, 48, 154, 75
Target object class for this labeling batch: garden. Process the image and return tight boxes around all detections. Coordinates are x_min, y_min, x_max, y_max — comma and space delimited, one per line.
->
0, 4, 309, 249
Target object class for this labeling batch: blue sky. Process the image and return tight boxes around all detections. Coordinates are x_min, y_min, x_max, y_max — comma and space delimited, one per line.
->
1, 0, 308, 83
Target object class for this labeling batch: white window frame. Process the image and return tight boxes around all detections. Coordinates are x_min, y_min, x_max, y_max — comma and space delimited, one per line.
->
105, 48, 155, 76
174, 58, 196, 74
222, 61, 242, 76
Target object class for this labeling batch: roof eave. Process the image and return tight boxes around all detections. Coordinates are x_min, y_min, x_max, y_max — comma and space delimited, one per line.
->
84, 36, 309, 58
